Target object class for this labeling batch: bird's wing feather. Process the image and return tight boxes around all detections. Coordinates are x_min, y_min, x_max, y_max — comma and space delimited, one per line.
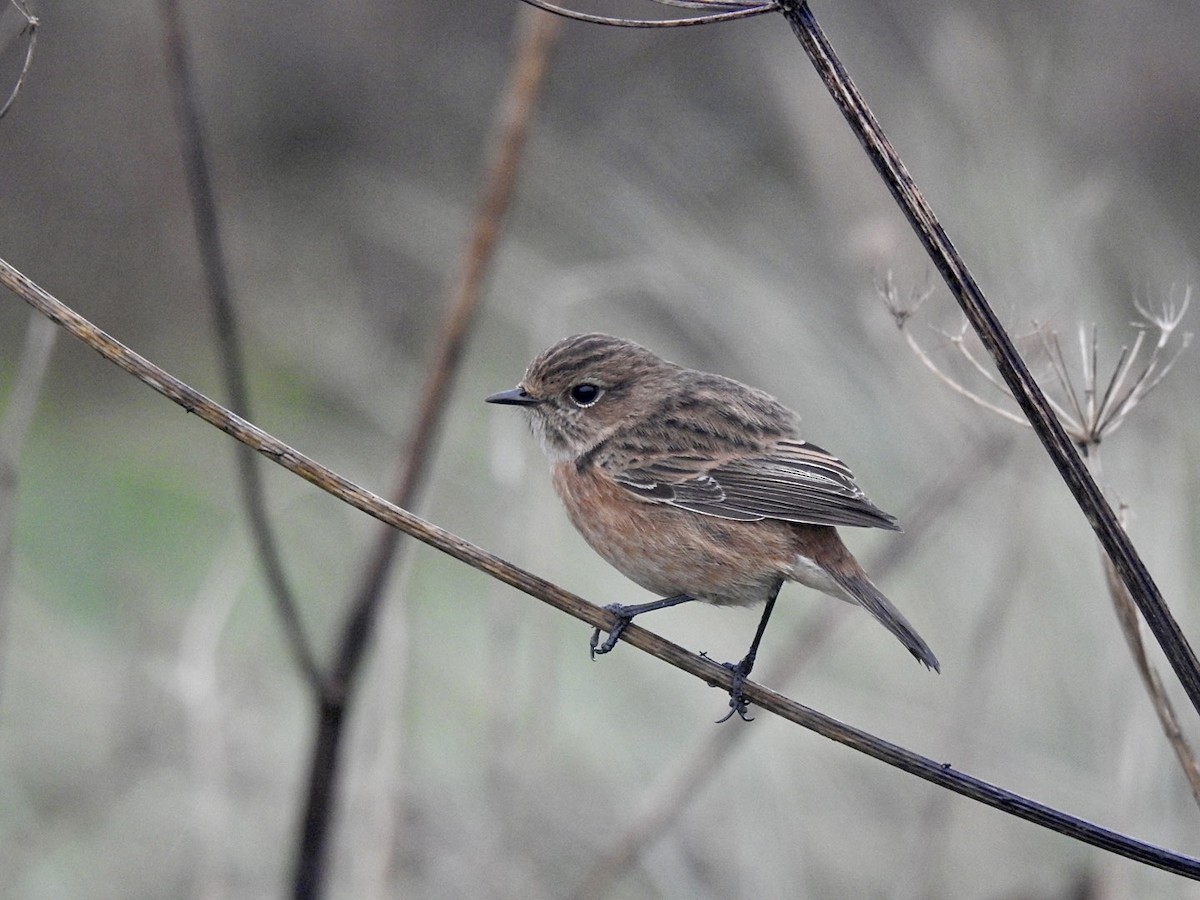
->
611, 439, 900, 530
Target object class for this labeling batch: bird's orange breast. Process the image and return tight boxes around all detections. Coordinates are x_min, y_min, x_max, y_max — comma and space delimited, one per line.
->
550, 461, 799, 607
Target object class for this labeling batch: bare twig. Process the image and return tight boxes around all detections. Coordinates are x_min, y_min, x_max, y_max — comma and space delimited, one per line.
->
649, 0, 768, 9
889, 282, 1192, 454
882, 279, 1028, 426
1072, 349, 1200, 814
941, 323, 1023, 401
291, 8, 562, 899
1041, 327, 1090, 431
156, 0, 323, 691
4, 256, 1200, 878
0, 0, 37, 121
1104, 544, 1200, 807
1097, 287, 1192, 435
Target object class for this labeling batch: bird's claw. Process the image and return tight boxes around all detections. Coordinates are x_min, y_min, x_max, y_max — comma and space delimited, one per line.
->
715, 659, 755, 723
589, 603, 633, 659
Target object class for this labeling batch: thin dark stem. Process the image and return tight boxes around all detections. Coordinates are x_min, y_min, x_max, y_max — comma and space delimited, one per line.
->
4, 256, 1200, 881
157, 0, 324, 692
779, 0, 1200, 716
292, 697, 346, 897
289, 9, 562, 899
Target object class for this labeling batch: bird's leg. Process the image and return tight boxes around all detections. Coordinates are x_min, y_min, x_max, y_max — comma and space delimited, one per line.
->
590, 593, 696, 658
717, 583, 782, 723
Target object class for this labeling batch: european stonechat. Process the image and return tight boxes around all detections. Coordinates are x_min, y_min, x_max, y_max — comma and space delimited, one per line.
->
487, 333, 938, 719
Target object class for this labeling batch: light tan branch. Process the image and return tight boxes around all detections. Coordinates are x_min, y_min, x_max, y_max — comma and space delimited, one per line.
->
1104, 548, 1200, 806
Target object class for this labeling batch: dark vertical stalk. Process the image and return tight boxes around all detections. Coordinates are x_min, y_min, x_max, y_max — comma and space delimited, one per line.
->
292, 698, 347, 898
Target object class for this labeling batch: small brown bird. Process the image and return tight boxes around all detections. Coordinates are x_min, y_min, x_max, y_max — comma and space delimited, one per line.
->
487, 333, 938, 719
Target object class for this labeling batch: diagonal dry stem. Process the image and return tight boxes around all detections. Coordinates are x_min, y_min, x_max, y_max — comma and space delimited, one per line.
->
1104, 543, 1200, 807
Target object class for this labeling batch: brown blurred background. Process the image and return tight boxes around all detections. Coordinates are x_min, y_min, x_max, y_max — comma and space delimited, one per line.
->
1, 1, 1199, 897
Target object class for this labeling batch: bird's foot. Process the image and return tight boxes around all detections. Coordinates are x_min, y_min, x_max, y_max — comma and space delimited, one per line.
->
589, 594, 696, 659
589, 604, 636, 658
715, 656, 756, 723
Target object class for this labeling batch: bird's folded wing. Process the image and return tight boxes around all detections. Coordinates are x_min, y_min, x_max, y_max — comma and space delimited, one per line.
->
611, 439, 900, 531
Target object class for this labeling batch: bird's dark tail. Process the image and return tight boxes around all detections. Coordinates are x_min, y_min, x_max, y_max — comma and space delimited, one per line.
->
827, 568, 940, 673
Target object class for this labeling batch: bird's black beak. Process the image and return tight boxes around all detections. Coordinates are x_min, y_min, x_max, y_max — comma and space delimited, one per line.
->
485, 386, 540, 406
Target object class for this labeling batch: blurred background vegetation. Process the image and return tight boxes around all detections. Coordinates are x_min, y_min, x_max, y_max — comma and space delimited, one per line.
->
1, 1, 1199, 897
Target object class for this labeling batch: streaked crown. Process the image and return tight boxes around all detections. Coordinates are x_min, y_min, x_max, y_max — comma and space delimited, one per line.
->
492, 333, 680, 460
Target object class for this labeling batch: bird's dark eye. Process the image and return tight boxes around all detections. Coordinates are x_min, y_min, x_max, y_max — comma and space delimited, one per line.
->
568, 383, 602, 408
